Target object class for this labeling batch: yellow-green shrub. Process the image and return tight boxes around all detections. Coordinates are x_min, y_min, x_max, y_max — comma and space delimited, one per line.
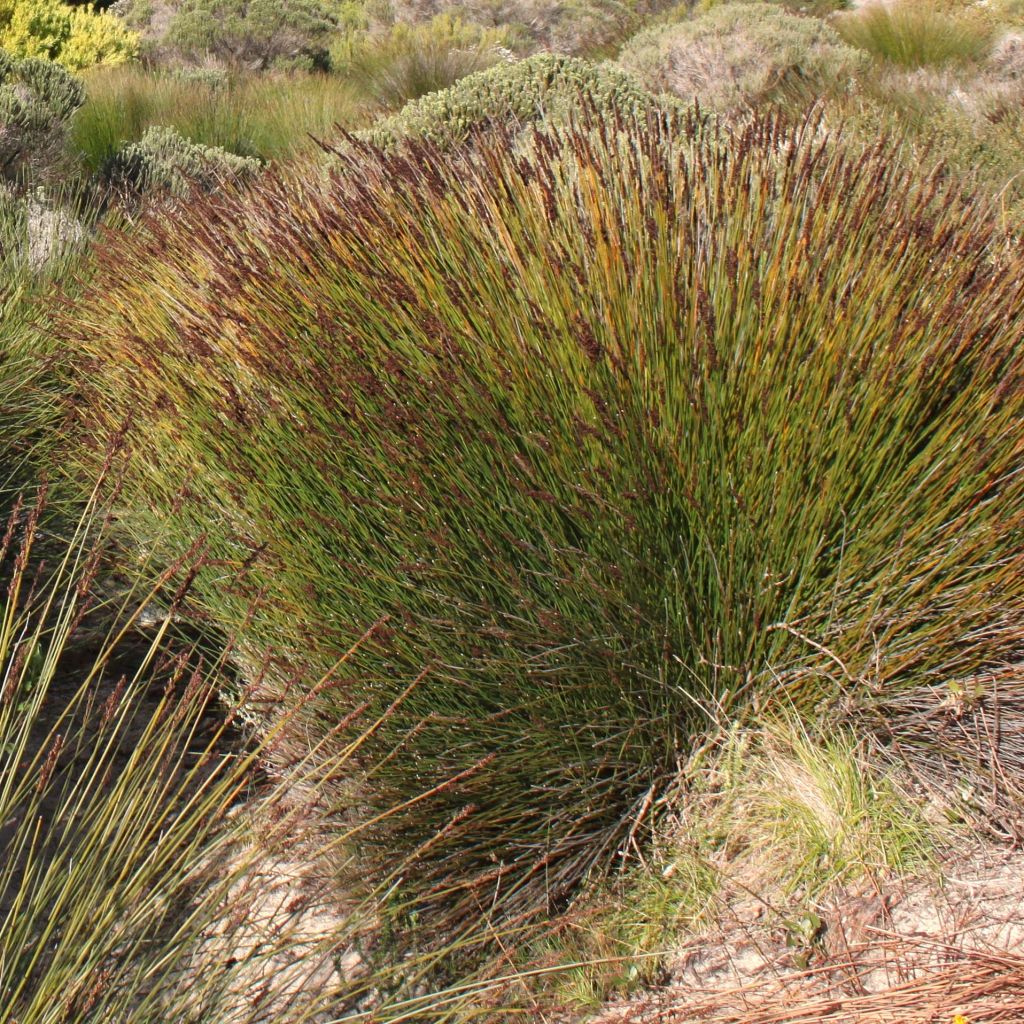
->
0, 0, 138, 69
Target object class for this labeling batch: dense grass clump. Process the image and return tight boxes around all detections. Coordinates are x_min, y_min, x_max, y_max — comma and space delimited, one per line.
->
66, 109, 1024, 939
0, 500, 387, 1023
333, 14, 512, 112
836, 1, 996, 70
71, 66, 363, 173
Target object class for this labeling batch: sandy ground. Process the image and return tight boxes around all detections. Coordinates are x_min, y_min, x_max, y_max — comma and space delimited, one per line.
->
591, 844, 1024, 1023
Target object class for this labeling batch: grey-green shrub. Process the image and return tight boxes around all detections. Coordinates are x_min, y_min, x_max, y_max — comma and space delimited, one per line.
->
362, 52, 669, 147
617, 2, 864, 111
102, 124, 261, 197
0, 52, 84, 181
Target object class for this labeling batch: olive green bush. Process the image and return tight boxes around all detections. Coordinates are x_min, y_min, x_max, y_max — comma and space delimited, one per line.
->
363, 52, 667, 147
66, 107, 1024, 947
617, 2, 863, 111
101, 123, 260, 197
166, 0, 338, 69
0, 0, 139, 69
0, 51, 83, 180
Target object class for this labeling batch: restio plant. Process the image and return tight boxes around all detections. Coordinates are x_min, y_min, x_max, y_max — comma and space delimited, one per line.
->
0, 184, 84, 276
65, 108, 1024, 952
0, 273, 56, 499
0, 495, 394, 1023
0, 0, 139, 69
70, 65, 363, 173
362, 52, 667, 147
616, 2, 864, 111
835, 1, 996, 70
0, 51, 84, 180
101, 123, 261, 197
333, 14, 512, 112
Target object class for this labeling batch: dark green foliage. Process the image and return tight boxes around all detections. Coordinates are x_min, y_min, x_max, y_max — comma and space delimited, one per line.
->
0, 51, 84, 180
362, 52, 668, 147
66, 109, 1024, 947
101, 124, 261, 197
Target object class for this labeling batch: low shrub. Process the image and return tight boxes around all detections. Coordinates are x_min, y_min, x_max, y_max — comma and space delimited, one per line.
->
362, 52, 667, 147
333, 14, 512, 112
101, 123, 260, 197
0, 0, 139, 69
66, 108, 1024, 948
835, 1, 995, 70
617, 2, 863, 111
0, 51, 84, 181
166, 0, 338, 69
697, 0, 850, 15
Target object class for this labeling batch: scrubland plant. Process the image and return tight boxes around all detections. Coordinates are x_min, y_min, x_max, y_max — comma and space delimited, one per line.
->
616, 2, 864, 111
363, 52, 666, 146
0, 185, 84, 275
166, 0, 338, 69
0, 186, 88, 508
0, 285, 54, 499
0, 52, 83, 181
64, 107, 1024, 953
0, 0, 139, 69
696, 0, 850, 14
0, 491, 490, 1022
379, 0, 679, 57
71, 65, 364, 172
333, 14, 512, 112
101, 123, 260, 197
835, 1, 996, 70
